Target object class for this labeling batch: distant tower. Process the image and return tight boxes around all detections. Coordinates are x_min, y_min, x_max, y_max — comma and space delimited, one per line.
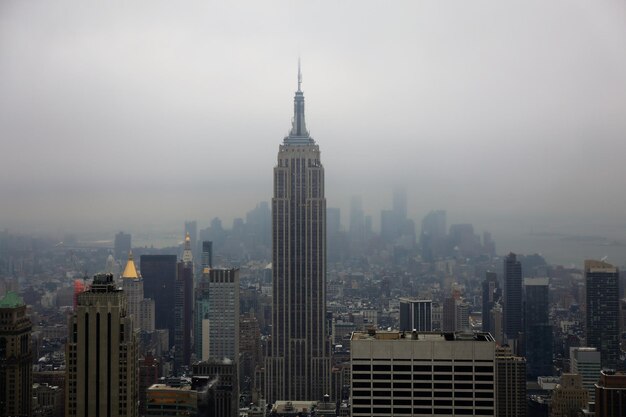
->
121, 251, 155, 333
482, 272, 500, 333
585, 260, 620, 370
503, 253, 522, 348
0, 292, 32, 417
175, 233, 194, 371
524, 278, 552, 378
66, 274, 138, 417
114, 231, 131, 261
266, 64, 331, 403
184, 221, 197, 259
201, 241, 213, 269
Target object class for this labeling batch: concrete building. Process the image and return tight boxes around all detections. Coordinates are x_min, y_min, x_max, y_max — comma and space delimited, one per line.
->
66, 273, 138, 417
350, 330, 496, 417
265, 64, 331, 403
585, 260, 620, 369
0, 292, 32, 417
550, 373, 588, 417
399, 299, 432, 332
192, 361, 238, 417
145, 384, 197, 417
495, 346, 526, 417
595, 370, 626, 417
570, 347, 601, 403
140, 254, 177, 346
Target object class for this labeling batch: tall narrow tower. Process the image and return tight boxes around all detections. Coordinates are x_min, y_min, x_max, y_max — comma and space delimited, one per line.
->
266, 65, 331, 403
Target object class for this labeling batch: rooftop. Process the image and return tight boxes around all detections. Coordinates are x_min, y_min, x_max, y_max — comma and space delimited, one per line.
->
0, 291, 25, 308
351, 330, 495, 342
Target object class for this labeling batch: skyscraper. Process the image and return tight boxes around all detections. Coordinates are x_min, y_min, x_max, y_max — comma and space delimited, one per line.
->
495, 346, 526, 417
66, 274, 138, 417
570, 347, 601, 403
585, 260, 620, 370
201, 240, 213, 269
140, 254, 177, 346
482, 272, 500, 333
175, 233, 194, 371
114, 231, 131, 261
0, 292, 32, 417
399, 298, 432, 332
524, 277, 552, 378
503, 253, 522, 346
266, 65, 331, 403
120, 251, 155, 333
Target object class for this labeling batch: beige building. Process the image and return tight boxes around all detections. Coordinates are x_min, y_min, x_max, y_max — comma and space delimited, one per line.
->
550, 373, 588, 417
0, 292, 32, 417
350, 330, 496, 417
495, 346, 526, 417
120, 252, 155, 333
66, 273, 138, 417
145, 384, 197, 417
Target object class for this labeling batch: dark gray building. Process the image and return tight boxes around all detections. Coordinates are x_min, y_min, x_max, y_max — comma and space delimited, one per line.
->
524, 278, 553, 378
140, 254, 177, 346
503, 253, 522, 346
265, 66, 331, 403
114, 231, 131, 261
482, 271, 500, 333
585, 260, 620, 370
399, 298, 432, 332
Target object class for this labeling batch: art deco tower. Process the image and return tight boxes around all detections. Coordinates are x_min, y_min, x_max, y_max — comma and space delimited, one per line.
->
266, 65, 331, 402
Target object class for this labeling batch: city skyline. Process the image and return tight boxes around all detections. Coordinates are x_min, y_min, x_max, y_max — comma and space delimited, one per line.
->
2, 1, 626, 255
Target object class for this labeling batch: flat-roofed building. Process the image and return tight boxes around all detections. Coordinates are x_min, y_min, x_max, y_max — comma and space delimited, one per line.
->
350, 330, 496, 417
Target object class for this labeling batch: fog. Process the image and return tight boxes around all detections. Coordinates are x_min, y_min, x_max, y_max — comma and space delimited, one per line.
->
2, 0, 626, 254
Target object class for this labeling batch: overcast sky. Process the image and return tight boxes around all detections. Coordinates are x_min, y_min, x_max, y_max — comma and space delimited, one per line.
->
1, 0, 626, 245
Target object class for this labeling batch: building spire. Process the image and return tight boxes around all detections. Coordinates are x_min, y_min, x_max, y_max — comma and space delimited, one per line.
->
297, 57, 302, 92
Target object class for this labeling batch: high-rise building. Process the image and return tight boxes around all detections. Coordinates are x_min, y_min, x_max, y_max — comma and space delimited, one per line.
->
240, 313, 262, 395
0, 292, 32, 417
139, 353, 160, 417
120, 252, 155, 333
595, 370, 626, 417
504, 253, 522, 346
193, 361, 239, 417
194, 267, 239, 362
184, 220, 197, 259
114, 231, 131, 261
265, 66, 331, 403
570, 347, 601, 403
420, 210, 446, 261
350, 330, 496, 417
550, 373, 588, 417
66, 274, 138, 417
524, 277, 552, 378
201, 241, 213, 269
585, 260, 620, 370
175, 234, 194, 371
399, 298, 432, 332
495, 346, 526, 417
482, 272, 500, 333
140, 254, 177, 346
349, 196, 365, 243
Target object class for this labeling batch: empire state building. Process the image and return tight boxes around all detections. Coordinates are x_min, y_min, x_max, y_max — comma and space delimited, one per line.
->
266, 66, 331, 402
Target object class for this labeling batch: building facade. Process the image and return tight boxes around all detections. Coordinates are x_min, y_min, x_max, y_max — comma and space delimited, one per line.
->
399, 299, 432, 332
120, 252, 155, 333
495, 346, 526, 417
481, 272, 500, 333
0, 292, 32, 417
503, 253, 522, 346
524, 278, 552, 378
66, 273, 138, 417
350, 330, 496, 417
265, 66, 331, 403
175, 234, 194, 371
595, 370, 626, 417
140, 254, 177, 346
585, 260, 620, 370
550, 373, 588, 417
570, 346, 601, 403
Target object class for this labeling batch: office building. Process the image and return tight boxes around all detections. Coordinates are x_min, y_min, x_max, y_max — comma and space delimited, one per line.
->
504, 253, 522, 346
139, 353, 160, 417
120, 252, 155, 333
550, 373, 588, 417
595, 370, 626, 417
585, 260, 620, 370
140, 254, 177, 346
114, 231, 131, 261
265, 65, 331, 402
175, 234, 194, 371
145, 383, 197, 417
420, 210, 447, 261
482, 272, 500, 333
193, 361, 238, 417
524, 278, 553, 378
495, 346, 526, 417
184, 220, 197, 259
194, 267, 239, 362
201, 240, 213, 269
66, 274, 138, 417
570, 347, 601, 403
399, 299, 432, 332
350, 330, 496, 417
0, 292, 32, 417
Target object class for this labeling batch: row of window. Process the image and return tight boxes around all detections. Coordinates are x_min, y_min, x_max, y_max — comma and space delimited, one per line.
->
353, 364, 493, 373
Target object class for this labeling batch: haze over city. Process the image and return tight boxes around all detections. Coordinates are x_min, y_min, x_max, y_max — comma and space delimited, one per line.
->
2, 0, 626, 265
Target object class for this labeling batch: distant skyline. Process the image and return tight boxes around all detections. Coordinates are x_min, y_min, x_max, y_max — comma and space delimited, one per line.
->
2, 1, 626, 266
